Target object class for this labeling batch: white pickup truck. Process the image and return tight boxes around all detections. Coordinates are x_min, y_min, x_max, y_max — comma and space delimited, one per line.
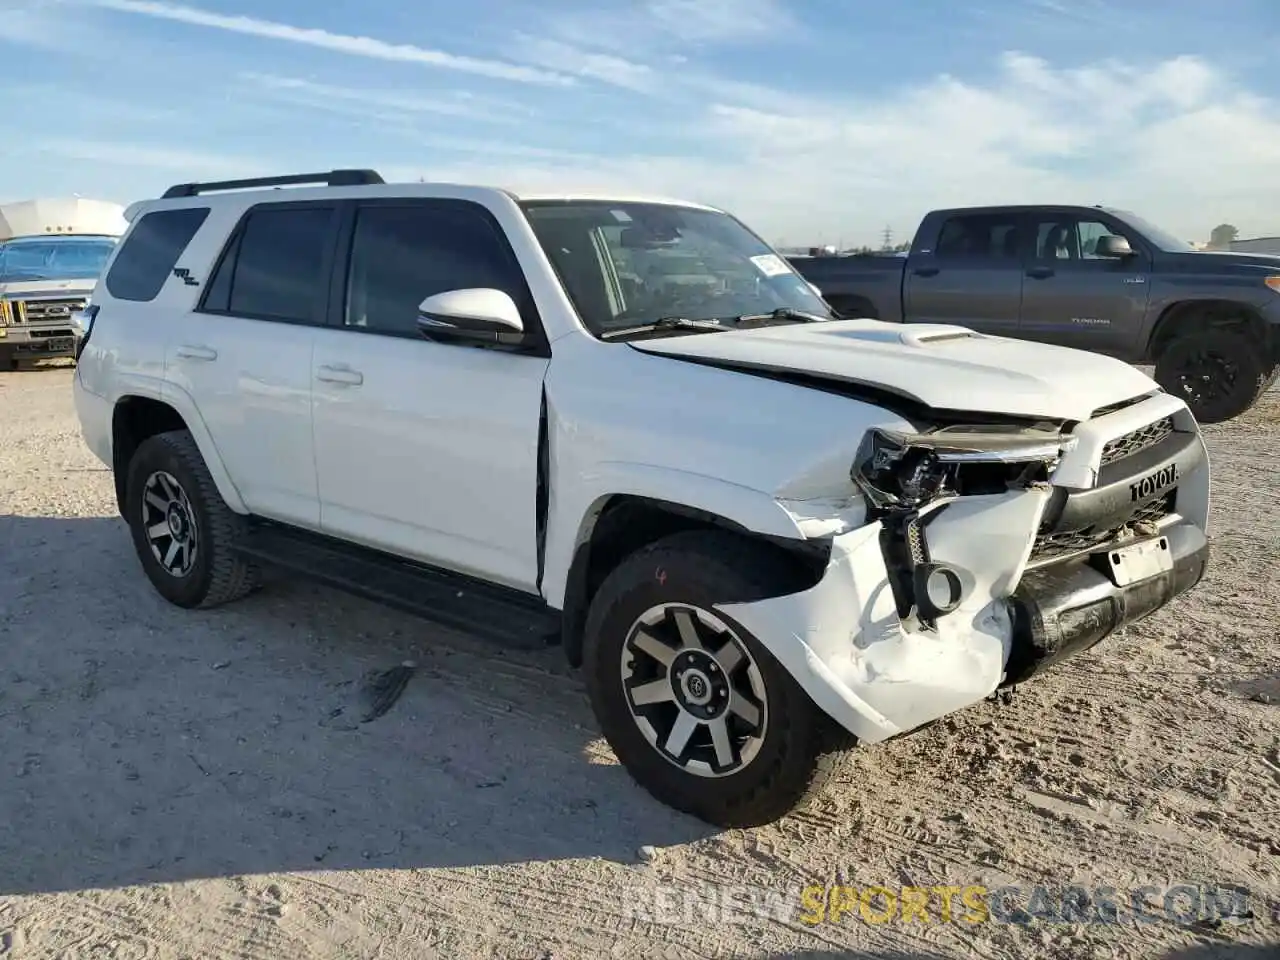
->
72, 170, 1211, 827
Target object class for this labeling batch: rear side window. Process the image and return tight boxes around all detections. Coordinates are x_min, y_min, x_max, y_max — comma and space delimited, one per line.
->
935, 214, 1022, 261
104, 207, 210, 302
201, 205, 336, 323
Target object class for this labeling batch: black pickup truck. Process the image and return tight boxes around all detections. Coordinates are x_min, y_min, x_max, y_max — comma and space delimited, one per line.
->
788, 204, 1280, 422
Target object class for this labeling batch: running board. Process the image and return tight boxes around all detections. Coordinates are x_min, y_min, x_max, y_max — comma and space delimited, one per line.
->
234, 523, 560, 650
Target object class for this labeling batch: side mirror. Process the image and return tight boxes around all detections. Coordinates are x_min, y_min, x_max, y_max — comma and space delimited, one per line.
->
416, 288, 524, 346
806, 281, 823, 297
1094, 235, 1135, 259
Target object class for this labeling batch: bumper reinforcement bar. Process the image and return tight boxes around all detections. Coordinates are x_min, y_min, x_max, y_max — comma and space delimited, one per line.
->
1002, 519, 1209, 687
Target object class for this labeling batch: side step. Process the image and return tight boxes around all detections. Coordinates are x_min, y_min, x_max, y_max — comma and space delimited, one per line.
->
234, 522, 560, 650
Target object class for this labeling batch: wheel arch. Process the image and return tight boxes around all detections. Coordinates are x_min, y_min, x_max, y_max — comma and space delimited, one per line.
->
557, 493, 830, 668
111, 386, 247, 517
1146, 298, 1272, 360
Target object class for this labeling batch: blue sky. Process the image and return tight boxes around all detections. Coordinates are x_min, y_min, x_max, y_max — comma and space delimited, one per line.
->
2, 0, 1278, 245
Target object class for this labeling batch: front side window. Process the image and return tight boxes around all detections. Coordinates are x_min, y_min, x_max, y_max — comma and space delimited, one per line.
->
1034, 217, 1133, 260
520, 201, 831, 339
343, 202, 524, 336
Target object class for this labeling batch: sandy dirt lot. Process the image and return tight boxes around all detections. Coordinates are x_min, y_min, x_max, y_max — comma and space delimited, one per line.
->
0, 364, 1276, 960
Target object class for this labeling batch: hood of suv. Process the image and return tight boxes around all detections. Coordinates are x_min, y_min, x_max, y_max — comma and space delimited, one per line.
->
626, 318, 1159, 421
0, 278, 94, 299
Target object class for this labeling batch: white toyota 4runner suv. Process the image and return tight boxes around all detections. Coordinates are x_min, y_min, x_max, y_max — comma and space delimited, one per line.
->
73, 170, 1211, 827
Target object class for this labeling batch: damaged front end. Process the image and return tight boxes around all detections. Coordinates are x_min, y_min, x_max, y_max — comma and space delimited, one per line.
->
851, 424, 1068, 630
719, 398, 1210, 745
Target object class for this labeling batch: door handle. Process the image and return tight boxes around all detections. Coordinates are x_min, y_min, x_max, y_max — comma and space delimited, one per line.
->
316, 364, 363, 386
174, 344, 217, 361
912, 266, 940, 277
1026, 267, 1055, 279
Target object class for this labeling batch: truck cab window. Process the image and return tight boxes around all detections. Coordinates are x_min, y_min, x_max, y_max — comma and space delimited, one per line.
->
936, 215, 1021, 260
1035, 218, 1128, 260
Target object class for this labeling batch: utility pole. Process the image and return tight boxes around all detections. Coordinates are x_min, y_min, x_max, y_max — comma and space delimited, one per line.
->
881, 225, 893, 250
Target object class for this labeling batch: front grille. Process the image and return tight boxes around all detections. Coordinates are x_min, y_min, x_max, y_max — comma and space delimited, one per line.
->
1100, 416, 1174, 467
19, 298, 85, 324
1030, 492, 1175, 565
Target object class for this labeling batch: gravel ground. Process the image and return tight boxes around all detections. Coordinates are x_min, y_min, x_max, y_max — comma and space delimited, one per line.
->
0, 364, 1276, 960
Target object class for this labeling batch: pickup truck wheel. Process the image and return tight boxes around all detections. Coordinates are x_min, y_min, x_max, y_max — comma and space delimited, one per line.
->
582, 530, 848, 828
124, 429, 260, 609
1154, 328, 1275, 423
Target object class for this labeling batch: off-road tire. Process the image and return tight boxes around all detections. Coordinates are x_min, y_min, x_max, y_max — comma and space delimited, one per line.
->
582, 529, 853, 828
1154, 327, 1275, 424
124, 429, 260, 608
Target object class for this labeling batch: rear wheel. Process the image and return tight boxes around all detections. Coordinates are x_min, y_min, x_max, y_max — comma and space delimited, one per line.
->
582, 530, 851, 827
1154, 328, 1275, 424
124, 429, 260, 608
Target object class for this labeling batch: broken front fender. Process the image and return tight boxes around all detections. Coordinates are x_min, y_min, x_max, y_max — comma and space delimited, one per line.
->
716, 487, 1051, 743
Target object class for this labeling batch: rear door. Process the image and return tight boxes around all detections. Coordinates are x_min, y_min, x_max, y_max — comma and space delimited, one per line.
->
903, 211, 1028, 336
1017, 212, 1152, 355
165, 201, 339, 528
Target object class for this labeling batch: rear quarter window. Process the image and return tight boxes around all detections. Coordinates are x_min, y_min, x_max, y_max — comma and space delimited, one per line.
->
104, 207, 210, 303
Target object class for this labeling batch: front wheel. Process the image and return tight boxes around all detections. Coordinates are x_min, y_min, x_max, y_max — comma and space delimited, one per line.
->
1154, 328, 1275, 424
582, 530, 850, 828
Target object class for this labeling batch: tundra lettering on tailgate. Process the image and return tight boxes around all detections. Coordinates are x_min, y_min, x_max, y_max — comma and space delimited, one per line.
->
1129, 463, 1178, 502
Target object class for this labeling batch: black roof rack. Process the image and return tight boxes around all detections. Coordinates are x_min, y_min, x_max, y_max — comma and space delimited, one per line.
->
161, 169, 384, 199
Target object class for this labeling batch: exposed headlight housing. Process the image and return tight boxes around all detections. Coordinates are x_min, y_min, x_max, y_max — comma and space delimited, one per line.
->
852, 426, 1072, 512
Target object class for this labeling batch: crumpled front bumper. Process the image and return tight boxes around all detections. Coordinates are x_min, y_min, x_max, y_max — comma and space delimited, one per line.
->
716, 503, 1208, 746
1003, 520, 1208, 686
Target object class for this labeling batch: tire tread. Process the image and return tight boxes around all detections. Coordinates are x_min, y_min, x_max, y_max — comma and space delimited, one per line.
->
145, 429, 260, 608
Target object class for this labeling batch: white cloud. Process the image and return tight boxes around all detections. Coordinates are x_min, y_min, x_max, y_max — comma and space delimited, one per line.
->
641, 0, 795, 43
391, 52, 1280, 247
238, 73, 534, 125
34, 139, 265, 179
534, 0, 797, 64
512, 35, 655, 92
88, 0, 573, 85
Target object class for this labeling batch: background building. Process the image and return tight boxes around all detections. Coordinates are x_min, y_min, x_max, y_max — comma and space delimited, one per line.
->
1229, 236, 1280, 255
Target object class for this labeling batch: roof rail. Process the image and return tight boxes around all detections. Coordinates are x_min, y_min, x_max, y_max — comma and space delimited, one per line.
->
161, 169, 385, 199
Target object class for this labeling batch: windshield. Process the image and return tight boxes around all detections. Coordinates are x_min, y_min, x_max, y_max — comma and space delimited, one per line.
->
519, 200, 833, 339
1105, 209, 1195, 253
0, 236, 118, 283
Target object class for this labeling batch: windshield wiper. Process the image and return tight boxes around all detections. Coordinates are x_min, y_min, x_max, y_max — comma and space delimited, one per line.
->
729, 307, 831, 326
599, 317, 728, 341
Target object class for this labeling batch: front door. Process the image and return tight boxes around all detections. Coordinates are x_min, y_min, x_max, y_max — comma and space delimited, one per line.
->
311, 198, 550, 592
1018, 214, 1152, 356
